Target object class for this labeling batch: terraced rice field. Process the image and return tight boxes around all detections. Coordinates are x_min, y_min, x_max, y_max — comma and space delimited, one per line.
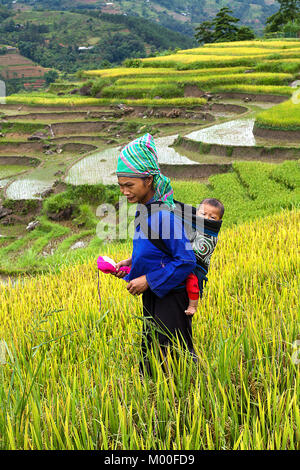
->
0, 39, 299, 450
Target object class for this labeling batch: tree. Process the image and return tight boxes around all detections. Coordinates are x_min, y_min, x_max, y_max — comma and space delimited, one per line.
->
236, 26, 256, 41
194, 21, 214, 44
213, 7, 240, 42
44, 70, 59, 85
194, 7, 255, 45
281, 18, 300, 36
18, 41, 35, 60
3, 18, 15, 32
265, 0, 300, 33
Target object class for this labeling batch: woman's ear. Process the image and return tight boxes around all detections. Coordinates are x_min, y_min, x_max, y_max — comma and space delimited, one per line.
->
144, 176, 154, 188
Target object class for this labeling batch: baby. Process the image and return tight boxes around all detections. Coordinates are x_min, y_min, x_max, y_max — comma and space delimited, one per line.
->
185, 198, 224, 316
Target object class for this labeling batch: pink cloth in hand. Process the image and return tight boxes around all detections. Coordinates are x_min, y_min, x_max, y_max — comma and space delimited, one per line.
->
97, 256, 131, 275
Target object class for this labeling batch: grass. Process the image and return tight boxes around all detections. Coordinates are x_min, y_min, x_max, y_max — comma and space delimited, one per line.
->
202, 40, 300, 48
270, 160, 300, 189
116, 73, 293, 86
0, 165, 30, 179
140, 55, 260, 69
173, 159, 299, 227
83, 66, 249, 79
255, 100, 300, 131
209, 85, 294, 96
1, 38, 300, 450
177, 47, 300, 56
0, 208, 299, 449
5, 93, 207, 108
78, 39, 300, 106
125, 39, 300, 71
0, 122, 47, 135
101, 83, 184, 99
1, 161, 299, 275
96, 72, 294, 100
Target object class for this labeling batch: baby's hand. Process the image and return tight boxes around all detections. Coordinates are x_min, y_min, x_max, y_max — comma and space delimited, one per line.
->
185, 306, 197, 316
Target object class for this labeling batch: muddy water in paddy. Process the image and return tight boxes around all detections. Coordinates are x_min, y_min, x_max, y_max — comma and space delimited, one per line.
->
66, 135, 196, 186
0, 179, 9, 189
2, 101, 297, 197
186, 118, 258, 146
5, 178, 54, 200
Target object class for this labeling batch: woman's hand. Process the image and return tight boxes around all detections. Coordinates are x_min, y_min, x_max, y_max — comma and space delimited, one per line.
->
127, 275, 149, 296
114, 258, 132, 278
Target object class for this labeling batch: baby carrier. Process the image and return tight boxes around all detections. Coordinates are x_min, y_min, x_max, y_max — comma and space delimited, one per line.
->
136, 199, 222, 287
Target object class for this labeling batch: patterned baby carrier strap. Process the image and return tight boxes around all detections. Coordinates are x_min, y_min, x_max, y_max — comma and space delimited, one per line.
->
135, 199, 222, 277
172, 199, 222, 275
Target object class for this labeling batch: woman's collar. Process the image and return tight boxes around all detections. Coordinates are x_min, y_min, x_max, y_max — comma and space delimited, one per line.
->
145, 196, 155, 205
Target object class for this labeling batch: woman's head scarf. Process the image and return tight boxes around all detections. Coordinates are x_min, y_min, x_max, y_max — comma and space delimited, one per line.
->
116, 133, 175, 209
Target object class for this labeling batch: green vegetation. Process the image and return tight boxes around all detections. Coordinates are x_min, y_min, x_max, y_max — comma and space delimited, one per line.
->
43, 183, 120, 216
195, 7, 255, 44
0, 165, 30, 179
73, 40, 300, 104
208, 85, 294, 96
265, 0, 300, 33
5, 92, 207, 107
0, 8, 195, 78
101, 83, 184, 100
6, 0, 279, 35
0, 122, 47, 134
1, 160, 299, 274
172, 160, 300, 228
105, 73, 293, 100
270, 160, 300, 188
1, 30, 300, 451
0, 207, 299, 449
255, 99, 300, 130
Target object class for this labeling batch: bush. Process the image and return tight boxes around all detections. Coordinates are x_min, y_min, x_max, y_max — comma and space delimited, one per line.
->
90, 78, 112, 97
255, 61, 300, 74
123, 58, 142, 68
2, 199, 40, 214
43, 193, 74, 215
72, 204, 98, 229
66, 183, 120, 205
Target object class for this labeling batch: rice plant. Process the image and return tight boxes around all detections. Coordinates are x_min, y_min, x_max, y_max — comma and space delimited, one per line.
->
0, 208, 299, 450
255, 100, 300, 131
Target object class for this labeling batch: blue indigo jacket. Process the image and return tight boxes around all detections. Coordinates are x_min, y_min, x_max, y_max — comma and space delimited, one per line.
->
124, 197, 196, 298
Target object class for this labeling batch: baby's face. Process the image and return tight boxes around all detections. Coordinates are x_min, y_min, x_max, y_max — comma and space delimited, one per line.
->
197, 203, 222, 221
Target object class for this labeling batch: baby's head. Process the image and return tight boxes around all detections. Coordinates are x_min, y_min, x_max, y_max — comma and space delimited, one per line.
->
197, 198, 224, 221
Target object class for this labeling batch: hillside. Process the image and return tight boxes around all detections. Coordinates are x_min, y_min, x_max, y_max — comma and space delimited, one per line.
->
0, 38, 299, 275
6, 0, 280, 35
0, 46, 50, 94
0, 7, 195, 81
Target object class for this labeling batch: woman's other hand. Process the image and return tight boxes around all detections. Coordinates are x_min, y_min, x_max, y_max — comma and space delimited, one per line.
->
114, 258, 132, 278
127, 275, 149, 295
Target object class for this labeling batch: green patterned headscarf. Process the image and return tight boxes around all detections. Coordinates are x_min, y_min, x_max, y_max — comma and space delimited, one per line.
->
116, 133, 175, 209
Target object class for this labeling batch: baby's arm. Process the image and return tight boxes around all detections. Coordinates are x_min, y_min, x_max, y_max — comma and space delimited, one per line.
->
185, 272, 199, 316
185, 298, 199, 316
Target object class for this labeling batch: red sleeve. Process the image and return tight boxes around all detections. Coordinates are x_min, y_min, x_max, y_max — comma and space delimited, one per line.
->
186, 272, 199, 300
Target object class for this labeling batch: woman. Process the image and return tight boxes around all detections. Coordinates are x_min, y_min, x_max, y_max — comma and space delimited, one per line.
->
114, 133, 197, 374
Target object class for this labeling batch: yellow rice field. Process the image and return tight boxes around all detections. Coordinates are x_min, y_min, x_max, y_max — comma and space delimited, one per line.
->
0, 208, 299, 450
176, 47, 300, 56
